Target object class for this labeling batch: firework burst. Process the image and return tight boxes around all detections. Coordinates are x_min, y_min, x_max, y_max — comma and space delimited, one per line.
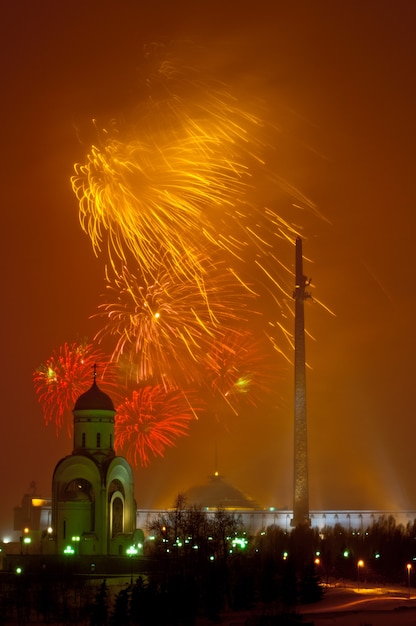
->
203, 329, 276, 414
93, 256, 257, 387
115, 384, 203, 468
70, 45, 273, 282
33, 341, 120, 435
71, 46, 313, 353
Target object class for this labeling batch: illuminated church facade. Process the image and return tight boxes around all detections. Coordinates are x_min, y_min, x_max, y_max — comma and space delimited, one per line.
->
45, 376, 140, 556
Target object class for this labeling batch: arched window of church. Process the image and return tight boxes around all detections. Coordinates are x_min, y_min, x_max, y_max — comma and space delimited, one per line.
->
108, 479, 124, 500
97, 433, 101, 448
64, 479, 94, 501
82, 433, 86, 448
112, 497, 123, 537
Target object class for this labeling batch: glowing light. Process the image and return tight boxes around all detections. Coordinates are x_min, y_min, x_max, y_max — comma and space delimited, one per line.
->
232, 536, 248, 549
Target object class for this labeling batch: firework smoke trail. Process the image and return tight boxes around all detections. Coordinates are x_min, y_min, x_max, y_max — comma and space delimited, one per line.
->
94, 255, 257, 388
115, 384, 204, 468
33, 341, 121, 435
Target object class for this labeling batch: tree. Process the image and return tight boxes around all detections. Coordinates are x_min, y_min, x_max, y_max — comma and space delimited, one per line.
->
90, 579, 109, 626
110, 586, 130, 626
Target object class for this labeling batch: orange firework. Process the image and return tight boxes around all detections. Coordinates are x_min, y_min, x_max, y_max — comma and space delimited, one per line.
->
115, 385, 203, 467
71, 131, 251, 277
94, 257, 256, 387
70, 46, 270, 284
33, 341, 120, 435
71, 45, 320, 368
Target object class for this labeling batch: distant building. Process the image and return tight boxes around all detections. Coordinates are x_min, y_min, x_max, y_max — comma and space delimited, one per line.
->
183, 472, 261, 510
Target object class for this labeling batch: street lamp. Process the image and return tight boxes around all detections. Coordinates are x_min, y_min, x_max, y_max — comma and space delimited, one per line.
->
357, 560, 364, 589
72, 536, 80, 556
407, 563, 412, 599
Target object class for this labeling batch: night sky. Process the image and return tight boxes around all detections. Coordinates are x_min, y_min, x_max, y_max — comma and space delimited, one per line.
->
2, 0, 416, 536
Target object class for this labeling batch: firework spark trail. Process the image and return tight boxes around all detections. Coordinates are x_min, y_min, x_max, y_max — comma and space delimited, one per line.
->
33, 341, 121, 435
64, 46, 324, 462
71, 47, 306, 303
203, 329, 276, 412
115, 385, 203, 468
72, 132, 253, 279
94, 256, 256, 387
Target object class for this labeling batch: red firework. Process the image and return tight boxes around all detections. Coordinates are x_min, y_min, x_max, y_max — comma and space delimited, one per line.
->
203, 329, 275, 411
115, 385, 203, 468
33, 341, 120, 435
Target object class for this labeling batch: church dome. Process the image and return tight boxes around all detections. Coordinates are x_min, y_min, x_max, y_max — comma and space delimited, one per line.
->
184, 473, 260, 510
74, 379, 115, 411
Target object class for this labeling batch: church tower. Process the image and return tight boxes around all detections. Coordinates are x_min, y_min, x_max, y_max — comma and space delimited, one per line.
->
50, 371, 138, 556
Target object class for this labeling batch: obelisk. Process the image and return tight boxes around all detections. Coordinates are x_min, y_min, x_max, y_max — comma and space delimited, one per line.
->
291, 236, 311, 526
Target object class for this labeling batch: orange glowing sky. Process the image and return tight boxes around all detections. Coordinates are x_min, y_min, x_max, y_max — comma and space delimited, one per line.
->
1, 0, 416, 534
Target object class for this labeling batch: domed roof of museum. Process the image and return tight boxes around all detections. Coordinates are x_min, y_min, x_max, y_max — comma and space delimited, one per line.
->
74, 378, 115, 412
184, 473, 260, 510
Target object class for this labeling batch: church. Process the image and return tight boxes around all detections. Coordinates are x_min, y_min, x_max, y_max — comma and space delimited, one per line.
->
42, 371, 141, 557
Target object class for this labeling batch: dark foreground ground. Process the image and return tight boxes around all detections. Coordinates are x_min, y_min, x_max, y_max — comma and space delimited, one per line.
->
195, 582, 416, 625
299, 582, 416, 626
3, 580, 416, 625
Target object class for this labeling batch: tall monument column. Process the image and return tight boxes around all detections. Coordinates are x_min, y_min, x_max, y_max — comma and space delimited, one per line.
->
291, 236, 311, 526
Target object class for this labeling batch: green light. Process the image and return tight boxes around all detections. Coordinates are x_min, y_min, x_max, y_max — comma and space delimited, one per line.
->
23, 537, 31, 544
343, 550, 349, 558
127, 546, 138, 556
16, 567, 23, 575
232, 537, 248, 550
64, 545, 75, 555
